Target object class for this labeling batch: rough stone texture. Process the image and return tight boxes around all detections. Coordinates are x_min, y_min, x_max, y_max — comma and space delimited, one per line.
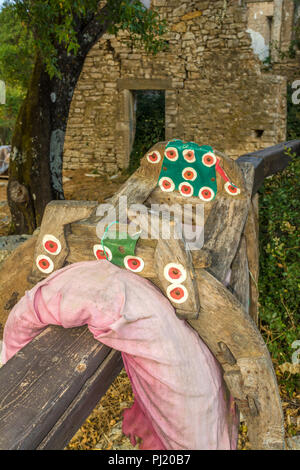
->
0, 235, 32, 265
64, 0, 290, 175
246, 0, 299, 82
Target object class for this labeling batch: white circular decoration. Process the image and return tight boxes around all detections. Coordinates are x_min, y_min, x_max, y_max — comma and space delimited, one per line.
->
146, 150, 161, 164
163, 263, 187, 284
179, 182, 194, 197
36, 255, 54, 274
42, 234, 61, 256
182, 167, 197, 182
166, 284, 189, 304
164, 147, 179, 162
183, 149, 196, 163
199, 186, 215, 202
159, 176, 175, 193
224, 182, 241, 196
93, 245, 113, 261
124, 256, 145, 273
202, 152, 217, 167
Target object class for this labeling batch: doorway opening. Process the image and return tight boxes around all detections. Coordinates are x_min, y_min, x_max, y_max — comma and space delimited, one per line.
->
128, 90, 165, 174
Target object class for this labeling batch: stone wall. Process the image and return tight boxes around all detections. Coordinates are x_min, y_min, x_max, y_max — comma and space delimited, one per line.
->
246, 1, 274, 61
63, 0, 287, 175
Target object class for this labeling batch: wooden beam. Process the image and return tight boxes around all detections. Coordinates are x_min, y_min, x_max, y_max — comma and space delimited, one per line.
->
237, 139, 300, 195
117, 78, 172, 91
0, 326, 123, 450
37, 349, 123, 450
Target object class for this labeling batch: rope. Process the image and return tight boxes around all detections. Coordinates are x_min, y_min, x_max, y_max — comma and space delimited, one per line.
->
101, 220, 119, 260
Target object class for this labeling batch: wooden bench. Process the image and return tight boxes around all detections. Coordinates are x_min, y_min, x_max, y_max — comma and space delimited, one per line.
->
0, 139, 299, 450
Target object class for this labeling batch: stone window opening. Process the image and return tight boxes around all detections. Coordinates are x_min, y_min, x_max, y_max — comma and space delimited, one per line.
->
267, 16, 273, 45
127, 90, 166, 173
254, 129, 265, 138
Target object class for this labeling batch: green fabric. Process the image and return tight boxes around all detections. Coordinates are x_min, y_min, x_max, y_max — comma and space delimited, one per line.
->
158, 139, 217, 199
101, 230, 140, 267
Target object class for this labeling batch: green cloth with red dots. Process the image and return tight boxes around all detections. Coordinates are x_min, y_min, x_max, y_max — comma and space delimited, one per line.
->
101, 231, 140, 268
158, 139, 218, 200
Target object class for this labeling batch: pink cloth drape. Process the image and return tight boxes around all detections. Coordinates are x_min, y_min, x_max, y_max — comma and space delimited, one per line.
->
2, 260, 238, 450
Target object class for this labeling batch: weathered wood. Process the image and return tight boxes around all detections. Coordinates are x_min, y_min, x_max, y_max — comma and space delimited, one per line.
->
1, 140, 294, 451
244, 194, 260, 324
0, 234, 38, 331
154, 217, 200, 320
109, 141, 167, 208
237, 139, 300, 195
29, 200, 98, 283
37, 349, 123, 450
230, 235, 250, 313
203, 164, 254, 284
188, 268, 285, 450
66, 231, 211, 275
66, 234, 158, 279
0, 325, 119, 450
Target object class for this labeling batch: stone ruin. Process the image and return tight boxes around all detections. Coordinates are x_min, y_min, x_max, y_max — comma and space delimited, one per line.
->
63, 0, 299, 175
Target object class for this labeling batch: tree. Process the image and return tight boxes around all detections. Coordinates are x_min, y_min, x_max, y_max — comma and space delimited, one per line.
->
0, 4, 34, 144
5, 0, 166, 234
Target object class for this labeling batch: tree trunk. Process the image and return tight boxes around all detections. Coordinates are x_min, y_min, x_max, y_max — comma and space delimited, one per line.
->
7, 50, 87, 234
7, 9, 110, 234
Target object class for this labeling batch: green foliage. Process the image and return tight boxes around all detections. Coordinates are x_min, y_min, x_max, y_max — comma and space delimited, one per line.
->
287, 85, 300, 140
0, 4, 34, 144
258, 148, 300, 395
0, 4, 34, 88
258, 81, 300, 395
128, 91, 165, 174
4, 0, 167, 79
0, 85, 26, 144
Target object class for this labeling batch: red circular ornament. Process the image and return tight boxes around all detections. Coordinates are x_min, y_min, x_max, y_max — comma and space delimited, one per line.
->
202, 152, 217, 167
199, 186, 215, 202
159, 177, 175, 193
147, 151, 161, 164
43, 234, 61, 256
182, 167, 197, 181
165, 147, 179, 161
164, 263, 187, 284
124, 256, 144, 273
36, 255, 54, 274
44, 240, 58, 253
183, 149, 196, 163
166, 284, 188, 304
39, 258, 50, 269
179, 182, 194, 197
93, 245, 112, 261
225, 181, 240, 196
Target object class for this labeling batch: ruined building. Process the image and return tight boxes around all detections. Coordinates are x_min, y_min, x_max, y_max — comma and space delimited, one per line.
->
63, 0, 299, 175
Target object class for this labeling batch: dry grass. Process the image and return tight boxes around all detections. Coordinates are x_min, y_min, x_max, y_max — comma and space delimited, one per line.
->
66, 362, 299, 451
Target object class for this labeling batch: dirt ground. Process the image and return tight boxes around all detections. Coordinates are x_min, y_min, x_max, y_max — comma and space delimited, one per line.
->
0, 170, 298, 450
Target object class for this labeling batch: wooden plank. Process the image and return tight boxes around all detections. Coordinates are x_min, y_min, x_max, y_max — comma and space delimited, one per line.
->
202, 163, 254, 284
230, 235, 250, 313
0, 234, 37, 331
154, 218, 200, 320
244, 194, 260, 324
237, 139, 300, 195
37, 349, 123, 450
29, 200, 98, 283
0, 325, 114, 450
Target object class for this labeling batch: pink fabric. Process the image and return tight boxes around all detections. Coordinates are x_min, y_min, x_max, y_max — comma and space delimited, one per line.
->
2, 260, 238, 450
